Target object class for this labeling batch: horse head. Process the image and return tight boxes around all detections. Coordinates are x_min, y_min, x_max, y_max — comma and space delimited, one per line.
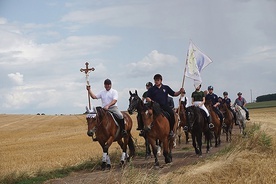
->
185, 106, 198, 128
140, 101, 154, 131
86, 107, 98, 139
128, 90, 143, 114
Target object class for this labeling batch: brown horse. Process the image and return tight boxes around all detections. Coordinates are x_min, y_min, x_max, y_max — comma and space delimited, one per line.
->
141, 101, 177, 167
219, 102, 234, 142
205, 100, 222, 147
177, 101, 189, 144
86, 107, 135, 170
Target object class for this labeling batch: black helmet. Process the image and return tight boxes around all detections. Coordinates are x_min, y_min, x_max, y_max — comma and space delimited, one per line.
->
208, 86, 213, 90
237, 92, 242, 95
223, 91, 228, 95
153, 74, 162, 80
146, 82, 153, 87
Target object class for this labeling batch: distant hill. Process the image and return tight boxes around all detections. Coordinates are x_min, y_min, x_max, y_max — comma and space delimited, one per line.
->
247, 100, 276, 109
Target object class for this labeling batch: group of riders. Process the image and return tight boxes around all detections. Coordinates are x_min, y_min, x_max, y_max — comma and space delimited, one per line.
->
86, 74, 250, 138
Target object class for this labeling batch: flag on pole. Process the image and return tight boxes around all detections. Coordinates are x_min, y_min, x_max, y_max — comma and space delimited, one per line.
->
185, 41, 213, 88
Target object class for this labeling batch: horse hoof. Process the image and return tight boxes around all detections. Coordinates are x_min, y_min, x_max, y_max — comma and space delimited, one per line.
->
106, 164, 111, 170
101, 162, 106, 170
120, 160, 125, 167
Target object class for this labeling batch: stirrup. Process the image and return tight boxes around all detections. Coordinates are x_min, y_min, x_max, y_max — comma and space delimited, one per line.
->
122, 130, 127, 137
169, 130, 175, 138
209, 123, 214, 129
183, 126, 188, 131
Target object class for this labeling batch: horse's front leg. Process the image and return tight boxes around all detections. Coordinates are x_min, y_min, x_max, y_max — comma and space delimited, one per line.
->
148, 137, 159, 167
118, 137, 128, 165
100, 142, 111, 170
191, 133, 199, 155
196, 133, 203, 157
165, 138, 173, 164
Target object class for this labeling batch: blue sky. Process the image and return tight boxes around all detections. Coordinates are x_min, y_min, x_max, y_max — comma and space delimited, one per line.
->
0, 0, 275, 114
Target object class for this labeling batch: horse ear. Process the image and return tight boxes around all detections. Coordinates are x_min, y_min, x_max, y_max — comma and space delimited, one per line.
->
135, 90, 137, 95
129, 91, 132, 95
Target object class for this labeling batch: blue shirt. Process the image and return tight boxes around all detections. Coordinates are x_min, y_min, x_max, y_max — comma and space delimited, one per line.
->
205, 93, 219, 105
147, 84, 175, 106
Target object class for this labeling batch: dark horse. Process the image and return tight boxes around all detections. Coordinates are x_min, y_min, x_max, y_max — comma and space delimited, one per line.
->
219, 102, 234, 142
177, 101, 189, 144
128, 90, 152, 158
141, 101, 177, 167
205, 100, 222, 147
185, 106, 212, 156
86, 107, 135, 170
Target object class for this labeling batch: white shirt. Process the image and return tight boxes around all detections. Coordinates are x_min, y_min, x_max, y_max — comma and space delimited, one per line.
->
96, 88, 118, 107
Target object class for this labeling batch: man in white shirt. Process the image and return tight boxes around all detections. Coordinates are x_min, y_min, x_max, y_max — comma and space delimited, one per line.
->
86, 79, 127, 136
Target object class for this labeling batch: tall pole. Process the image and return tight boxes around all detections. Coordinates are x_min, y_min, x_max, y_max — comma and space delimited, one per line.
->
177, 49, 189, 114
80, 62, 95, 110
250, 89, 252, 103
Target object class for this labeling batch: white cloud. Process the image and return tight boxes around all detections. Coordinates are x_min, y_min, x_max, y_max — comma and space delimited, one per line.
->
127, 50, 178, 76
0, 17, 7, 24
8, 72, 24, 85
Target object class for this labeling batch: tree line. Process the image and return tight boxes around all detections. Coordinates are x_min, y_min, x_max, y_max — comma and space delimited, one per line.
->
256, 93, 276, 102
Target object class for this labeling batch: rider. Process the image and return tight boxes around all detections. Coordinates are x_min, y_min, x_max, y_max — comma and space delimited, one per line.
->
191, 84, 214, 129
233, 92, 250, 120
179, 90, 189, 108
86, 79, 127, 137
137, 82, 153, 136
146, 74, 184, 137
205, 86, 224, 126
222, 91, 238, 125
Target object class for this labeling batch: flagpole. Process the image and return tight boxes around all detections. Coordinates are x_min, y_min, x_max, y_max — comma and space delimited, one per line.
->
178, 47, 189, 114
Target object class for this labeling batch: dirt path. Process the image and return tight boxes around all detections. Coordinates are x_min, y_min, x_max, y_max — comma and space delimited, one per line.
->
44, 125, 241, 184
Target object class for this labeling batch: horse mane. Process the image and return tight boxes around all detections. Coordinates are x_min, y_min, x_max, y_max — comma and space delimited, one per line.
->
96, 106, 105, 121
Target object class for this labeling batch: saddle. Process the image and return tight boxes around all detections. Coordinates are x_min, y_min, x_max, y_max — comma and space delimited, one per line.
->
95, 106, 121, 127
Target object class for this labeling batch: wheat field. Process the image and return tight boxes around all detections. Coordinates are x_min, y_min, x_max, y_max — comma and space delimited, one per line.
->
0, 113, 144, 178
0, 108, 275, 183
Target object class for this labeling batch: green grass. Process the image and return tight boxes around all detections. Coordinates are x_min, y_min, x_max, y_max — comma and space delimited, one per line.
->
246, 100, 276, 109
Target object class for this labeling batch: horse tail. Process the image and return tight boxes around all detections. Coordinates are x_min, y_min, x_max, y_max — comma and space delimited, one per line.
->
128, 133, 136, 158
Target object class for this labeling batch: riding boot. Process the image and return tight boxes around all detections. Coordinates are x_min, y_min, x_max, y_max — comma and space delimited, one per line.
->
233, 112, 238, 125
246, 112, 250, 120
118, 119, 127, 137
207, 116, 214, 129
169, 121, 175, 138
136, 114, 143, 130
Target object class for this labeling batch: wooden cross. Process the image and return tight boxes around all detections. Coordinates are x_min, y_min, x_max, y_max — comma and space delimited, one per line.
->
80, 62, 95, 110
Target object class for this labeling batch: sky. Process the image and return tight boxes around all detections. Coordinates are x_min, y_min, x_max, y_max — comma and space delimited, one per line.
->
0, 0, 275, 115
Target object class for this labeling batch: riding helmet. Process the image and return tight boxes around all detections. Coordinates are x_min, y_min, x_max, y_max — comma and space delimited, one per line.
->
208, 86, 213, 90
223, 91, 228, 95
146, 82, 153, 87
237, 92, 242, 95
104, 79, 112, 85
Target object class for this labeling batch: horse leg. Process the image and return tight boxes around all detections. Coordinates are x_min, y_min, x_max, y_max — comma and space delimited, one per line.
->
156, 139, 162, 156
144, 133, 151, 159
101, 151, 108, 170
163, 139, 171, 164
149, 138, 159, 167
119, 137, 129, 166
192, 133, 199, 155
196, 133, 202, 156
185, 131, 189, 144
